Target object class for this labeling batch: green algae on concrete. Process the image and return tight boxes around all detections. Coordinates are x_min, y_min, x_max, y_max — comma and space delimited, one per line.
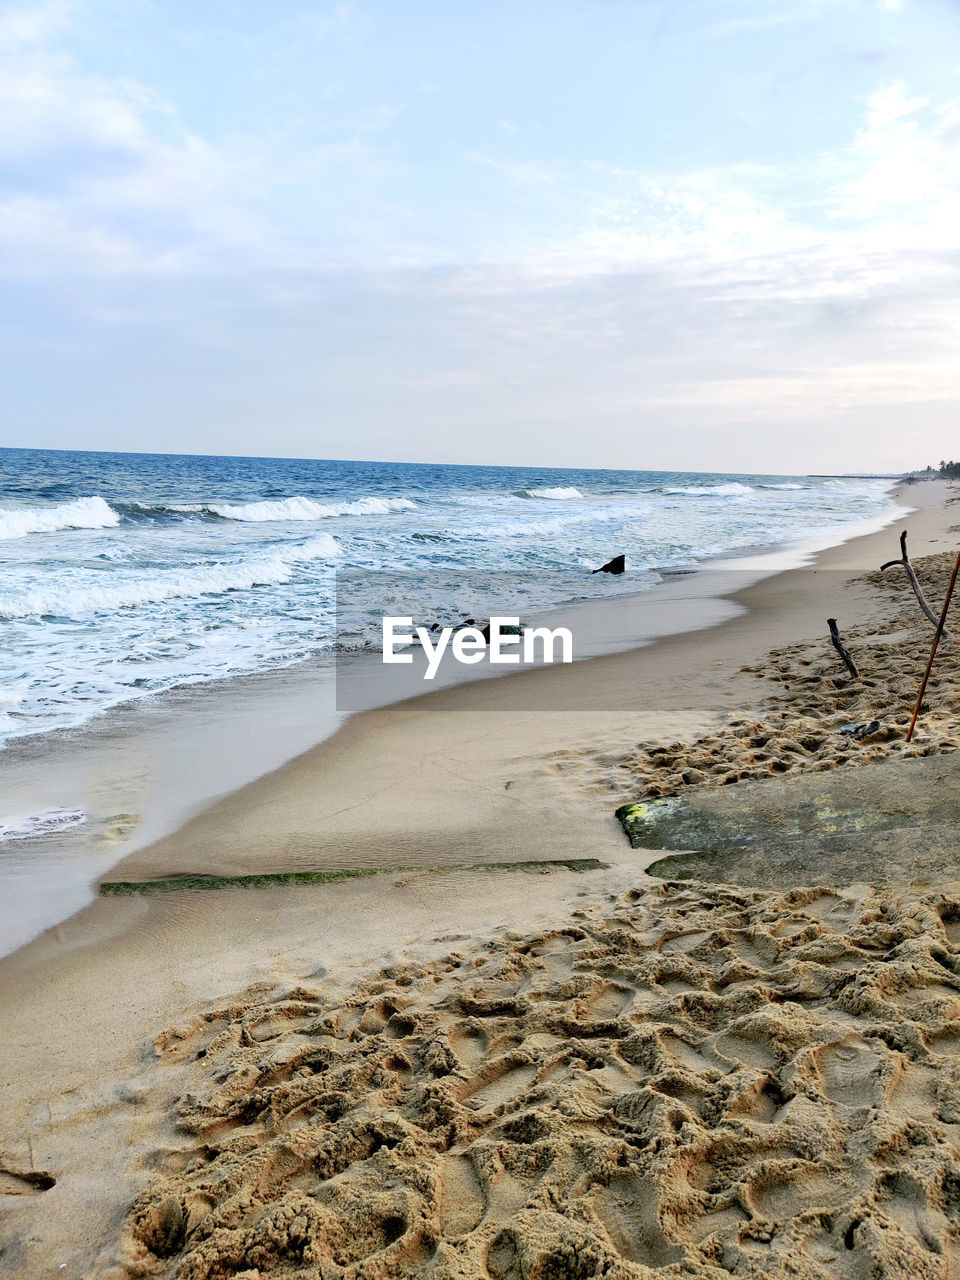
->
99, 858, 608, 896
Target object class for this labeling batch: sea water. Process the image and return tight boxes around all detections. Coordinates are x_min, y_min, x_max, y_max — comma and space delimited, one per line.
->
0, 448, 896, 748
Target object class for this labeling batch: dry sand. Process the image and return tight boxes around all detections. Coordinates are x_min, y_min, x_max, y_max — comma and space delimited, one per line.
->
112, 881, 960, 1280
570, 548, 960, 807
2, 480, 960, 1279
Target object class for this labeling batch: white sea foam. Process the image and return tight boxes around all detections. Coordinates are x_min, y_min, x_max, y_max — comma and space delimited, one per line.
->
518, 487, 584, 500
665, 483, 756, 497
0, 496, 120, 540
0, 690, 26, 734
0, 807, 87, 842
474, 511, 620, 539
207, 495, 417, 522
0, 535, 341, 620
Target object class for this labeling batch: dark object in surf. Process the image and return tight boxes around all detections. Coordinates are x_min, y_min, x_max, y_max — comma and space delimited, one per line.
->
839, 720, 880, 740
431, 617, 476, 632
479, 621, 525, 643
593, 554, 625, 575
827, 618, 860, 680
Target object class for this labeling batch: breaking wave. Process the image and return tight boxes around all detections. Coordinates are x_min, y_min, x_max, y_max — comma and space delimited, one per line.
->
665, 483, 756, 497
0, 496, 119, 540
516, 487, 584, 500
0, 535, 341, 620
205, 495, 417, 522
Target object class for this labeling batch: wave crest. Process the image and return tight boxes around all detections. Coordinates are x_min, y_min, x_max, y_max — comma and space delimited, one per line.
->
0, 496, 119, 540
206, 495, 417, 522
516, 486, 584, 500
0, 535, 341, 620
665, 483, 755, 497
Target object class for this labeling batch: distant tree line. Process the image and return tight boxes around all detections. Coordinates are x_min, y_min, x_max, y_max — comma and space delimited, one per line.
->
935, 460, 960, 479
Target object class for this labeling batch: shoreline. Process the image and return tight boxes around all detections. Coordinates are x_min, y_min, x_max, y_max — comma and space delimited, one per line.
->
0, 478, 957, 1277
0, 474, 948, 956
0, 477, 945, 967
92, 479, 941, 886
0, 485, 904, 958
0, 657, 348, 959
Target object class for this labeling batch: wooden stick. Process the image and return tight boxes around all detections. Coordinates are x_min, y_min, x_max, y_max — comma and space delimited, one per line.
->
881, 530, 949, 638
906, 546, 960, 743
827, 618, 859, 680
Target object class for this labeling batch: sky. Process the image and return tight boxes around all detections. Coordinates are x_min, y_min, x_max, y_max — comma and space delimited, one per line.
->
0, 0, 959, 474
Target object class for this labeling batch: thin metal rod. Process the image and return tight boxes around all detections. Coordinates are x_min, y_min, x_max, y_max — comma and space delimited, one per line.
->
906, 547, 960, 742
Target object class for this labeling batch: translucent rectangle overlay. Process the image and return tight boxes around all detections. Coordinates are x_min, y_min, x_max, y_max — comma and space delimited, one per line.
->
333, 566, 880, 712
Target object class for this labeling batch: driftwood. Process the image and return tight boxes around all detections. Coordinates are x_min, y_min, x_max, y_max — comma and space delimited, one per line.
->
906, 547, 960, 742
881, 530, 949, 639
828, 618, 860, 680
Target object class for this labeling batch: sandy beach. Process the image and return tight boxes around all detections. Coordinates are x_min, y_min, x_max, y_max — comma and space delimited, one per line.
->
2, 479, 960, 1279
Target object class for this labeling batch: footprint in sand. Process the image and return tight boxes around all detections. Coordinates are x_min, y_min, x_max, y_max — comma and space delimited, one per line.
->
438, 1153, 486, 1238
658, 976, 700, 996
659, 1031, 715, 1074
927, 1027, 960, 1058
791, 890, 849, 922
581, 980, 636, 1018
590, 1174, 683, 1268
456, 1056, 537, 1110
812, 1037, 885, 1108
769, 916, 818, 939
715, 1029, 778, 1072
242, 998, 324, 1044
725, 1075, 787, 1124
152, 1010, 235, 1063
0, 1167, 56, 1195
658, 930, 713, 956
877, 1170, 954, 1256
447, 1022, 489, 1072
938, 908, 960, 946
746, 1166, 846, 1220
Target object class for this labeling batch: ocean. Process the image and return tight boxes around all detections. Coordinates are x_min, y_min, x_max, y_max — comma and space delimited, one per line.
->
0, 447, 897, 756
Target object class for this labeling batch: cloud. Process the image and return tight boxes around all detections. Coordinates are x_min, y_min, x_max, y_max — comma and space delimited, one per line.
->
704, 0, 903, 38
449, 73, 960, 282
1, 5, 954, 284
0, 3, 396, 277
825, 81, 960, 244
0, 10, 239, 273
0, 0, 72, 48
0, 4, 955, 470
